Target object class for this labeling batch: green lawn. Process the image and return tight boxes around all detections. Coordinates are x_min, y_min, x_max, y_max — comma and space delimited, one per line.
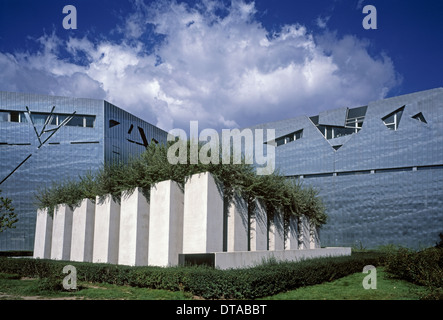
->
0, 268, 429, 300
261, 268, 428, 300
0, 273, 192, 300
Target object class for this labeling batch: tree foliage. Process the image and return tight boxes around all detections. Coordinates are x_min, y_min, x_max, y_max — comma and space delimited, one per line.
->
34, 141, 327, 227
0, 189, 18, 233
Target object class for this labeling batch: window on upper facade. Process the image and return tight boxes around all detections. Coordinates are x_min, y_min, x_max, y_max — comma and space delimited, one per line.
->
32, 112, 94, 128
0, 111, 9, 122
314, 106, 367, 140
0, 111, 28, 123
275, 129, 303, 146
382, 106, 404, 130
31, 113, 50, 125
10, 111, 20, 122
68, 115, 85, 127
109, 119, 120, 128
345, 106, 367, 133
412, 112, 427, 124
85, 116, 95, 128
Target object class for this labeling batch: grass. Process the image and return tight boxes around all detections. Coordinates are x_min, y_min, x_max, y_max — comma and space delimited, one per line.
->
0, 268, 429, 300
260, 267, 429, 300
0, 273, 192, 300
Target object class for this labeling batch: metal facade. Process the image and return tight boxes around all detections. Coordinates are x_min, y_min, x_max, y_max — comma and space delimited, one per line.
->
250, 88, 443, 249
0, 91, 167, 251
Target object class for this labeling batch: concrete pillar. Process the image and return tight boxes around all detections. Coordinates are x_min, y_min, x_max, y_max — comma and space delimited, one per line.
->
284, 214, 298, 250
183, 172, 224, 253
269, 211, 285, 251
227, 193, 249, 252
92, 195, 120, 264
118, 188, 150, 266
250, 199, 268, 251
70, 199, 95, 262
310, 222, 321, 249
50, 204, 73, 260
298, 215, 310, 249
33, 208, 53, 259
148, 180, 184, 267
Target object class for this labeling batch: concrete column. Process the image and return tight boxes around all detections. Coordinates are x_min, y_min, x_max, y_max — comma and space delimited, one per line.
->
284, 214, 298, 250
183, 172, 224, 253
148, 180, 184, 267
268, 211, 285, 251
50, 204, 73, 260
92, 195, 120, 264
309, 222, 321, 249
33, 208, 53, 259
250, 199, 268, 251
298, 215, 310, 249
227, 193, 249, 252
70, 199, 95, 262
119, 188, 150, 266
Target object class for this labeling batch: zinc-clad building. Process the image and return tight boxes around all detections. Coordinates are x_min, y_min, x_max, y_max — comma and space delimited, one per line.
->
250, 88, 443, 249
0, 91, 168, 251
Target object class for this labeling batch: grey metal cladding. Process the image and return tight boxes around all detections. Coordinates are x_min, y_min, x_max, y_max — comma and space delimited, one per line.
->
0, 91, 167, 251
252, 87, 443, 249
318, 106, 347, 127
104, 101, 168, 164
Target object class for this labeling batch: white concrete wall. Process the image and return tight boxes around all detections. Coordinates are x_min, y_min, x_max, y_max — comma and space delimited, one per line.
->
227, 193, 249, 252
93, 195, 120, 264
148, 180, 184, 267
33, 208, 53, 259
250, 199, 268, 251
298, 215, 310, 250
269, 211, 285, 251
214, 247, 352, 270
284, 214, 298, 250
183, 172, 224, 253
119, 188, 150, 266
70, 199, 95, 262
35, 171, 341, 269
50, 204, 73, 260
310, 222, 321, 249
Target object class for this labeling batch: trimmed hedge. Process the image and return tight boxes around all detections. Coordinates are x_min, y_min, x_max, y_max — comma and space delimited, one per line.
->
0, 252, 385, 299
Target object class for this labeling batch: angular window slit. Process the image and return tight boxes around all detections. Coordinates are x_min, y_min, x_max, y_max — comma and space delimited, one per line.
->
109, 119, 120, 128
303, 172, 334, 179
412, 112, 427, 124
274, 129, 303, 146
375, 166, 412, 173
333, 145, 342, 150
70, 141, 100, 144
382, 106, 405, 130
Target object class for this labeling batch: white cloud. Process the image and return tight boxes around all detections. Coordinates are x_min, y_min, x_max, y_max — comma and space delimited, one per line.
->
316, 16, 330, 29
0, 0, 401, 133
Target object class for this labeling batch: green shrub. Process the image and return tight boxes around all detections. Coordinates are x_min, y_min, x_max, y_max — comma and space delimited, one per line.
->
0, 252, 385, 299
0, 272, 21, 280
35, 276, 64, 293
384, 246, 443, 290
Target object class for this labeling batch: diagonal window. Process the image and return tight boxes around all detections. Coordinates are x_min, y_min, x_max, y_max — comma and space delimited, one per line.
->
382, 106, 405, 130
274, 129, 303, 146
109, 119, 120, 128
412, 112, 427, 124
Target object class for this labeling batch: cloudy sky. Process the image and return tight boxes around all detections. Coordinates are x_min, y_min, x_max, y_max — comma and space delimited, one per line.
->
0, 0, 442, 133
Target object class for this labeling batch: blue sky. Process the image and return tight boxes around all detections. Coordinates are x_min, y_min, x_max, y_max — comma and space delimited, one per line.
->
0, 0, 442, 132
